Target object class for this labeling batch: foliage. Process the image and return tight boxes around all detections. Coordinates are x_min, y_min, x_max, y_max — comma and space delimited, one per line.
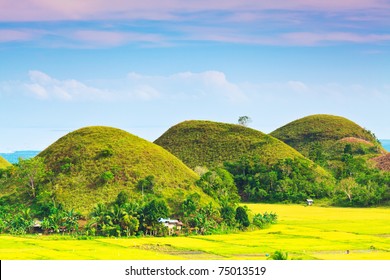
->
220, 204, 236, 227
196, 168, 240, 205
89, 197, 141, 237
235, 206, 250, 228
268, 250, 289, 260
252, 212, 278, 228
115, 190, 129, 206
100, 171, 114, 183
141, 199, 170, 229
224, 156, 335, 203
238, 116, 252, 127
11, 157, 50, 198
99, 148, 114, 158
0, 203, 79, 235
137, 175, 155, 196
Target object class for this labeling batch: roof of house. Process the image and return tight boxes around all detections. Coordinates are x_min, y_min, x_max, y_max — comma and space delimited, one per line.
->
158, 218, 183, 225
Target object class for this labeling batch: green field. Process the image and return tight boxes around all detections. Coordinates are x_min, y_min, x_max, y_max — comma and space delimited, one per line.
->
1, 204, 389, 260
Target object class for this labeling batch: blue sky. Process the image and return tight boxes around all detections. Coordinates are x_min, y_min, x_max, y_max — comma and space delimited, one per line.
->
1, 0, 390, 152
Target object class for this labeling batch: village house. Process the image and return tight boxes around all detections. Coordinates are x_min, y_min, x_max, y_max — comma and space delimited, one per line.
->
158, 218, 183, 235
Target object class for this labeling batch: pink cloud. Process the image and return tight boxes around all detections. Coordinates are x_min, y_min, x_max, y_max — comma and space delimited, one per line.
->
71, 30, 164, 47
282, 32, 390, 45
0, 29, 38, 42
0, 0, 388, 22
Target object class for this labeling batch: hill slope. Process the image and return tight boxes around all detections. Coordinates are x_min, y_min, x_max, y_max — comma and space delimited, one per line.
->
155, 120, 336, 202
155, 120, 311, 168
0, 156, 11, 169
38, 126, 212, 214
156, 120, 334, 176
270, 114, 384, 159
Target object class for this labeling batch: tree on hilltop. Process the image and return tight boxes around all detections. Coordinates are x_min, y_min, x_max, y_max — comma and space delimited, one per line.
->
238, 116, 252, 127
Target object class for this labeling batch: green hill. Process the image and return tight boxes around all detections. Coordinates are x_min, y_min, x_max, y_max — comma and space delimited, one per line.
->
270, 114, 384, 159
155, 120, 335, 202
155, 120, 334, 178
37, 126, 212, 214
154, 120, 308, 168
0, 156, 11, 169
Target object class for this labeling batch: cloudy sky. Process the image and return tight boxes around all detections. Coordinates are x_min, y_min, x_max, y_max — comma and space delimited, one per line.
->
1, 0, 390, 151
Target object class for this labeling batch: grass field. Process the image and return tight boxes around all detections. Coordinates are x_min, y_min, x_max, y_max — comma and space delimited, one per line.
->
1, 204, 389, 260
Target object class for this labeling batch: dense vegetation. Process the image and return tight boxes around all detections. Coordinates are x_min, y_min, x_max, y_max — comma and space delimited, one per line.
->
0, 182, 276, 236
224, 156, 335, 203
329, 149, 390, 206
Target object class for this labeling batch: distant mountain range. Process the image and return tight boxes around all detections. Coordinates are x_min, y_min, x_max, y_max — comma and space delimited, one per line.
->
0, 151, 40, 164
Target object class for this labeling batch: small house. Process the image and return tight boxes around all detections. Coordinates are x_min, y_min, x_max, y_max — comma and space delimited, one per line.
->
158, 218, 183, 235
32, 220, 43, 233
306, 199, 314, 206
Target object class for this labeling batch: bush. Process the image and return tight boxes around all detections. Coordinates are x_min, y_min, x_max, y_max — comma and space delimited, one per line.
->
253, 212, 277, 228
99, 148, 114, 158
268, 250, 289, 260
100, 171, 114, 182
235, 206, 250, 228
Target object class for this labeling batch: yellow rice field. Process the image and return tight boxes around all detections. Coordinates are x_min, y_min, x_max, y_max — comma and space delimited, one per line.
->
1, 204, 389, 260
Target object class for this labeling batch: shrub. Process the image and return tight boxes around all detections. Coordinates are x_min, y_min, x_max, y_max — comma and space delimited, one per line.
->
268, 250, 289, 260
235, 206, 250, 228
100, 171, 114, 182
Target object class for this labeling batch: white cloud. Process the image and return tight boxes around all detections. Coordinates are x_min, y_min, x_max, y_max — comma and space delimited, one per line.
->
1, 70, 247, 103
288, 81, 309, 92
24, 70, 110, 101
126, 70, 248, 102
4, 70, 388, 107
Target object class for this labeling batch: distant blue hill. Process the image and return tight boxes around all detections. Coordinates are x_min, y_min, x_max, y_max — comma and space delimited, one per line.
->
380, 140, 390, 152
0, 151, 40, 164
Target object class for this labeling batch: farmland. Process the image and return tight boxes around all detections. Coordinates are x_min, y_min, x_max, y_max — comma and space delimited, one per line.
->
1, 204, 389, 260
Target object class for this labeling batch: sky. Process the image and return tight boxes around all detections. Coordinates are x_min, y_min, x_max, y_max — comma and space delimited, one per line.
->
0, 0, 390, 152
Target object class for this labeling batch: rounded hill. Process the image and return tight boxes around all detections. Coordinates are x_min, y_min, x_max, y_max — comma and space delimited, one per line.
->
38, 126, 211, 214
270, 114, 383, 158
154, 120, 331, 177
0, 156, 11, 169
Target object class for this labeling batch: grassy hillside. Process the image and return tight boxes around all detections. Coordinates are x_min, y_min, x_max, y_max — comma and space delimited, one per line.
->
155, 120, 313, 169
154, 120, 335, 193
37, 126, 212, 214
270, 114, 384, 159
0, 156, 11, 169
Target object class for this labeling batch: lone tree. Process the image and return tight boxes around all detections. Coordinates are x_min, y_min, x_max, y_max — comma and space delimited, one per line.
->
238, 116, 252, 127
14, 157, 49, 198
